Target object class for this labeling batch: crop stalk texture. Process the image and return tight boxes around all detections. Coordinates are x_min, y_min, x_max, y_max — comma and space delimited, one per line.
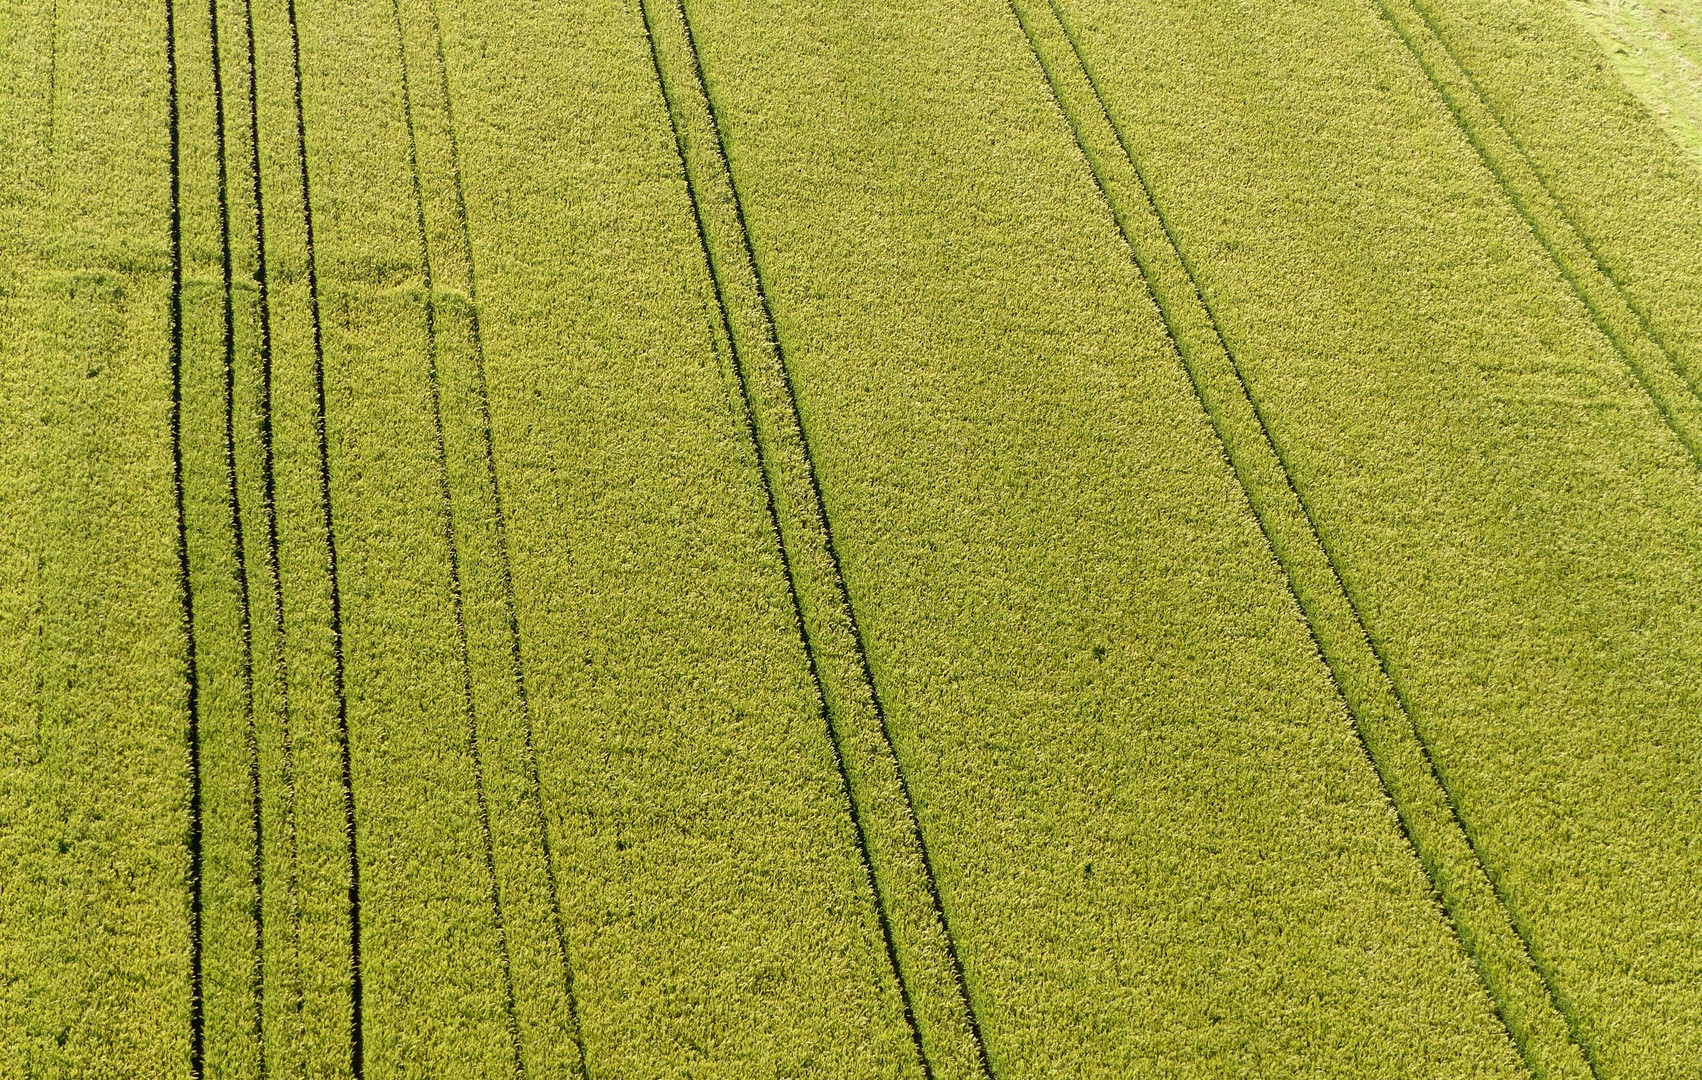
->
10, 0, 1702, 1073
1008, 0, 1593, 1075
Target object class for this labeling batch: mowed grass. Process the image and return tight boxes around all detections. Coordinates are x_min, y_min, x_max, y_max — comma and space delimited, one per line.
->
4, 0, 1702, 1075
1558, 0, 1702, 167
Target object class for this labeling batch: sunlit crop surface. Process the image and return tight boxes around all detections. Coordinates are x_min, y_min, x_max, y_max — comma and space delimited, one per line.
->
3, 0, 1700, 1075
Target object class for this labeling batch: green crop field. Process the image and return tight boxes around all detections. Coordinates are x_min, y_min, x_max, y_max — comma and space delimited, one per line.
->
4, 0, 1702, 1075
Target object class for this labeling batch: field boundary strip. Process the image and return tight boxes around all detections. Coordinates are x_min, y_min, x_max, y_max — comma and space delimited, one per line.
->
388, 4, 526, 1073
236, 0, 308, 1049
414, 0, 591, 1070
204, 0, 268, 1063
637, 0, 996, 1074
164, 0, 207, 1074
1008, 1, 1596, 1076
280, 0, 364, 1070
1373, 0, 1702, 476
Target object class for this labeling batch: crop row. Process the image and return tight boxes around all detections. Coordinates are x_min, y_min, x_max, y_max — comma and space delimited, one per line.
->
197, 0, 956, 1072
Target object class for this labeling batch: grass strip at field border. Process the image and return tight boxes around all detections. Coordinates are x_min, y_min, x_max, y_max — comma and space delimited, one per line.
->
411, 0, 591, 1069
1372, 0, 1702, 476
203, 0, 267, 1064
387, 2, 526, 1072
637, 0, 994, 1073
279, 0, 363, 1068
164, 0, 207, 1073
1010, 1, 1594, 1075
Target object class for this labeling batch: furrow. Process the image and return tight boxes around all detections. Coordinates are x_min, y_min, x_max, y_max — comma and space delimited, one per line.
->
639, 0, 993, 1075
389, 3, 526, 1073
279, 0, 363, 1070
1011, 0, 1594, 1075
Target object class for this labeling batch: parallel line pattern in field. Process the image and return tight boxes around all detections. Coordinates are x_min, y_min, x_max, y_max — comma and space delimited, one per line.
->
1373, 0, 1702, 476
415, 0, 591, 1069
638, 0, 994, 1074
204, 0, 268, 1063
1009, 1, 1595, 1076
1404, 0, 1702, 403
237, 0, 308, 1047
390, 3, 526, 1073
164, 0, 207, 1074
630, 2, 937, 1069
280, 0, 364, 1069
1365, 3, 1702, 1072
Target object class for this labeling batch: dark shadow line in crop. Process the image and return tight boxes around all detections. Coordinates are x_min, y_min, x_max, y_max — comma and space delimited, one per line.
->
1368, 5, 1633, 1073
1374, 0, 1702, 483
391, 6, 525, 1074
208, 0, 268, 1064
1373, 4, 1634, 1072
1407, 0, 1702, 408
418, 2, 590, 1072
1404, 0, 1702, 1055
239, 0, 307, 1054
1014, 1, 1555, 1073
670, 0, 998, 1072
281, 0, 363, 1070
635, 1, 936, 1075
165, 1, 205, 1074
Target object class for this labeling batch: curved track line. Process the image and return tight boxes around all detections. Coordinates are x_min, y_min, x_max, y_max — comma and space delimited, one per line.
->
205, 0, 268, 1064
389, 5, 525, 1074
416, 3, 590, 1071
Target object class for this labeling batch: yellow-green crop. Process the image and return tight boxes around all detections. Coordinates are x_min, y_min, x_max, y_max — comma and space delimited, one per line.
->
7, 0, 1702, 1074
